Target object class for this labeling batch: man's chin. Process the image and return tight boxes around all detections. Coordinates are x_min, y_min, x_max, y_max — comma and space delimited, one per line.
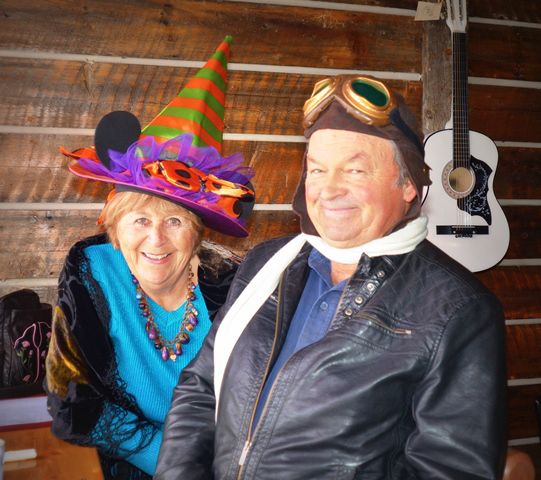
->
317, 232, 364, 249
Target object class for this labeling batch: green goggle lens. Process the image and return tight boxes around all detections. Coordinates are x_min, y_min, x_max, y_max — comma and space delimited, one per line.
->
351, 80, 389, 107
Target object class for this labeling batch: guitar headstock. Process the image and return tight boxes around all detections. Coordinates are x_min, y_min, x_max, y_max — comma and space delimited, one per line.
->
445, 0, 468, 33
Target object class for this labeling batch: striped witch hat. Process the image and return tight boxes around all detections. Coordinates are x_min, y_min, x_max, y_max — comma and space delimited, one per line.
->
62, 35, 255, 237
140, 35, 232, 151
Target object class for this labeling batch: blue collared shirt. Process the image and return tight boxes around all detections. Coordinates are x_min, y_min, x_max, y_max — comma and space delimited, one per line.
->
252, 248, 347, 429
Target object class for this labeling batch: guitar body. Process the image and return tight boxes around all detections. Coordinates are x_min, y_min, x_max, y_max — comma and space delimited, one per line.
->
422, 128, 510, 271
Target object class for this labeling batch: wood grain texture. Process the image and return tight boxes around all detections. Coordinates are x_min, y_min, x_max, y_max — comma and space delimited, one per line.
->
469, 84, 541, 143
477, 267, 541, 320
316, 0, 541, 23
3, 136, 540, 203
0, 135, 306, 205
0, 210, 300, 280
0, 0, 422, 72
469, 23, 541, 81
422, 19, 451, 134
506, 324, 541, 380
494, 148, 541, 200
6, 58, 541, 143
507, 383, 541, 439
0, 59, 423, 134
504, 206, 541, 259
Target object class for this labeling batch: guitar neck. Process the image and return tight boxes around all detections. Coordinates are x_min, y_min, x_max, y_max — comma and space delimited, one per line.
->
452, 31, 470, 168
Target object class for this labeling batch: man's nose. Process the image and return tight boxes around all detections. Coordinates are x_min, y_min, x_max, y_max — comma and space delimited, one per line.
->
319, 171, 347, 199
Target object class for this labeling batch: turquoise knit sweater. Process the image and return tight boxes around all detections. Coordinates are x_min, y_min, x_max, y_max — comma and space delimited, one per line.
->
85, 243, 211, 475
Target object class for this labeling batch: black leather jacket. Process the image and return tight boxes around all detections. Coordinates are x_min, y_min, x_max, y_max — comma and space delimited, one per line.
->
156, 236, 507, 480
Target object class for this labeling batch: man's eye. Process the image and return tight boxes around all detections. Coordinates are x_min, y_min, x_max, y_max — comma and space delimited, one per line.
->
308, 168, 323, 175
166, 217, 182, 227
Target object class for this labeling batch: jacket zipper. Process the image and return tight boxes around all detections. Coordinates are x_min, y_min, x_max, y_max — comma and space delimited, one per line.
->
363, 313, 412, 335
236, 276, 348, 477
235, 275, 285, 479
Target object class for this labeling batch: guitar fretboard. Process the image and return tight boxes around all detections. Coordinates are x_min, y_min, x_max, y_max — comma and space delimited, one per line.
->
452, 31, 470, 169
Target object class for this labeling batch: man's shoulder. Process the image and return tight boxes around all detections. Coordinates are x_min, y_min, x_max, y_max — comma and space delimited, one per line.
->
409, 240, 499, 300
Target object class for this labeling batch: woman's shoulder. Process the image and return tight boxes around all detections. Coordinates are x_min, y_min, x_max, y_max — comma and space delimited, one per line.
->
66, 233, 110, 263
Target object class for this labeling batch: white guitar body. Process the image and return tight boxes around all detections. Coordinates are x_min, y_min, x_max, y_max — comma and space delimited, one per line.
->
421, 0, 509, 272
423, 129, 510, 272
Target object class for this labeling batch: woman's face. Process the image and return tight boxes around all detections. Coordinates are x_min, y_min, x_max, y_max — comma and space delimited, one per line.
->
115, 204, 199, 297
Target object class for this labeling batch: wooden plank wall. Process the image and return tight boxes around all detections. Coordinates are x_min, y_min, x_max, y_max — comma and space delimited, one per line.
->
0, 0, 540, 469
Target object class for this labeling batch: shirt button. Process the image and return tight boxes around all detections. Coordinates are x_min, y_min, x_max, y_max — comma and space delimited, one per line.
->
354, 296, 364, 305
344, 307, 353, 316
320, 301, 328, 311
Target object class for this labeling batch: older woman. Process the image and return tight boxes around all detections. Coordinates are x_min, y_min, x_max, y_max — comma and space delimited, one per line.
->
44, 36, 254, 479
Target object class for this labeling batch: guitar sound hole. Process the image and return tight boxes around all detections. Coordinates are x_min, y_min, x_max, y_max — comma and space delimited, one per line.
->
442, 162, 475, 199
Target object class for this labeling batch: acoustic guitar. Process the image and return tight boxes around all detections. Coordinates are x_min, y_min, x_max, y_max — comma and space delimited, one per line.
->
422, 0, 509, 272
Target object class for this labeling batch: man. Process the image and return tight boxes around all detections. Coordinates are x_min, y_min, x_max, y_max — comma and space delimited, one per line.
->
155, 75, 507, 479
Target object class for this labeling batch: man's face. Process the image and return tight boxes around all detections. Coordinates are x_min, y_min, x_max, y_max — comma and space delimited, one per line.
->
305, 128, 417, 249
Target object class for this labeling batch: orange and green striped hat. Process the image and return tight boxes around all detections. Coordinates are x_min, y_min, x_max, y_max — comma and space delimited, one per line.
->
140, 35, 232, 152
63, 35, 256, 237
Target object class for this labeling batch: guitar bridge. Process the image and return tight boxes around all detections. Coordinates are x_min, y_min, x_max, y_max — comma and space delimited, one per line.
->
436, 225, 489, 237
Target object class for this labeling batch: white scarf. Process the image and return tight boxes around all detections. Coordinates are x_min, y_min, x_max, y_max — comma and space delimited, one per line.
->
213, 216, 428, 418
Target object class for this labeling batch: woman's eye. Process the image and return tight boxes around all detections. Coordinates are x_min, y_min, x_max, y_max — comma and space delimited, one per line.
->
308, 168, 323, 175
166, 217, 182, 227
134, 217, 150, 227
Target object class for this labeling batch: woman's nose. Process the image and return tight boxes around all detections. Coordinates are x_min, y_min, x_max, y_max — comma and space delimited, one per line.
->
148, 225, 166, 244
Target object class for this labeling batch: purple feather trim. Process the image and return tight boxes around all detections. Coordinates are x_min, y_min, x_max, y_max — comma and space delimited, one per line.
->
75, 134, 254, 204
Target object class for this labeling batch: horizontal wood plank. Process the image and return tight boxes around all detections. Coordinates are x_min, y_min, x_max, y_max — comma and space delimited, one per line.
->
0, 59, 423, 135
507, 383, 541, 439
0, 210, 300, 280
1, 1, 540, 82
504, 205, 541, 259
477, 267, 541, 320
506, 324, 541, 380
0, 135, 306, 205
469, 23, 541, 81
3, 58, 541, 143
321, 0, 541, 24
470, 84, 541, 143
2, 136, 539, 203
494, 148, 541, 200
0, 0, 422, 72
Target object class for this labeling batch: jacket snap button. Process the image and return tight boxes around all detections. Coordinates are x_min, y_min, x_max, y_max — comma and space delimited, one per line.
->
366, 282, 376, 292
344, 307, 353, 316
377, 270, 385, 278
354, 296, 364, 305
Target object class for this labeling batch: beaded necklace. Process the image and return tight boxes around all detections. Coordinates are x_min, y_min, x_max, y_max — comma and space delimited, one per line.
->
132, 264, 198, 361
